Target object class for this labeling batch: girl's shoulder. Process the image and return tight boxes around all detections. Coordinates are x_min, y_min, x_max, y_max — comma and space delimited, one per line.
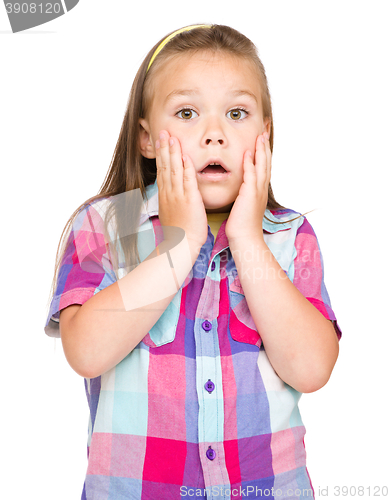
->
269, 207, 303, 218
264, 207, 307, 235
82, 186, 153, 222
80, 194, 114, 214
268, 207, 324, 248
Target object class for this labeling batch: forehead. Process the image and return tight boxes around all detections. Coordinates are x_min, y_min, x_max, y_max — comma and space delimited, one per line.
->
148, 51, 262, 106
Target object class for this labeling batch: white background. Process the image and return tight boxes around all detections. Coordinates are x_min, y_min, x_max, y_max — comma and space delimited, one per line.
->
1, 1, 389, 499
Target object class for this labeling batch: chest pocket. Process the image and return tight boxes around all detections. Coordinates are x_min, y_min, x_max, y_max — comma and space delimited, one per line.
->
131, 216, 184, 349
229, 274, 262, 348
141, 289, 182, 347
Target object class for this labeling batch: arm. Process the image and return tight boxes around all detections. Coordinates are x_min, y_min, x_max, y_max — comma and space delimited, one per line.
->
229, 235, 339, 393
60, 130, 207, 380
225, 131, 339, 393
60, 237, 199, 379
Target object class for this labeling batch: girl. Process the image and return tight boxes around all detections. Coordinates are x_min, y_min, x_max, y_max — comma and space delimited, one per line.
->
45, 24, 342, 500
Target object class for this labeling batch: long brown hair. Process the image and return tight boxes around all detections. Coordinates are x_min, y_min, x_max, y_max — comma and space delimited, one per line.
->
48, 24, 311, 307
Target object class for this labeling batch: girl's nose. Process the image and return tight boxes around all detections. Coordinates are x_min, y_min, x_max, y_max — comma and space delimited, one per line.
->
205, 137, 224, 145
202, 117, 227, 146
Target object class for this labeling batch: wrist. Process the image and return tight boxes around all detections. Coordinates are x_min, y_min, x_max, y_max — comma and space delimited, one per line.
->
229, 233, 266, 251
187, 242, 203, 268
159, 234, 200, 272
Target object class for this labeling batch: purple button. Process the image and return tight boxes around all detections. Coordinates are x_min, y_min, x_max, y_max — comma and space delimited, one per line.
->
202, 320, 212, 331
211, 262, 216, 271
204, 379, 215, 393
206, 446, 216, 461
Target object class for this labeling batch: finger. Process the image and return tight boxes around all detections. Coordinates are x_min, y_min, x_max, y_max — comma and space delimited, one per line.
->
168, 136, 184, 195
157, 130, 172, 190
181, 153, 198, 195
254, 135, 268, 188
155, 136, 163, 190
263, 133, 272, 188
263, 131, 272, 175
243, 150, 256, 185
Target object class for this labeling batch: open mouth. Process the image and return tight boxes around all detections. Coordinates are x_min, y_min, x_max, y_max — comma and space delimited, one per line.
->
200, 162, 227, 174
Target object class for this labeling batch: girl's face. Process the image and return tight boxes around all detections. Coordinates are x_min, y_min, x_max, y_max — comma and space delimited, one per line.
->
139, 51, 271, 213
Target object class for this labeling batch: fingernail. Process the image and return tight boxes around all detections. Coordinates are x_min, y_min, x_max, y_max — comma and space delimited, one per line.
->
265, 132, 269, 140
159, 132, 165, 140
155, 140, 160, 149
169, 138, 174, 146
261, 137, 265, 143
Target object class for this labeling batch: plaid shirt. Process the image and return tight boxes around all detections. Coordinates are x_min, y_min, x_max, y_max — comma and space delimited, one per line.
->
45, 179, 341, 500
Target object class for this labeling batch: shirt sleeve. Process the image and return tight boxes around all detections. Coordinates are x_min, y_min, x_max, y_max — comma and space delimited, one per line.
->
290, 217, 342, 340
44, 201, 117, 338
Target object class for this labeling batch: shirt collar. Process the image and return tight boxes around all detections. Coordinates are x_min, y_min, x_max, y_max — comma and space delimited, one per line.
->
140, 178, 293, 233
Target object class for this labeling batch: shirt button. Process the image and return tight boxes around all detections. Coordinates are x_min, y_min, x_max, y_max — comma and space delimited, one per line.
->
211, 262, 216, 271
202, 320, 212, 331
206, 446, 216, 461
204, 379, 215, 393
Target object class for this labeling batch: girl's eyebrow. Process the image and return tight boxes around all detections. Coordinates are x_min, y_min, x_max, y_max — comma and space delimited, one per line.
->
164, 89, 199, 104
164, 89, 258, 104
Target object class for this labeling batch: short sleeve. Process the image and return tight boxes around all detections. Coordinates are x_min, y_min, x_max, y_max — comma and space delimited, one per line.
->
44, 201, 117, 338
290, 217, 342, 340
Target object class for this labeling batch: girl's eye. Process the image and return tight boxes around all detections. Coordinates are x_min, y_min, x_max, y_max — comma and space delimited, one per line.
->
227, 108, 248, 120
176, 108, 248, 120
177, 108, 198, 120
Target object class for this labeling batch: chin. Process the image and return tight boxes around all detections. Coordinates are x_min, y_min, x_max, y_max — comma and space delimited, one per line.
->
205, 203, 233, 213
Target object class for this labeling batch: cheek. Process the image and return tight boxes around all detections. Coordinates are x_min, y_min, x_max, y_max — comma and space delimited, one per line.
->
171, 133, 192, 153
234, 130, 258, 150
246, 136, 261, 156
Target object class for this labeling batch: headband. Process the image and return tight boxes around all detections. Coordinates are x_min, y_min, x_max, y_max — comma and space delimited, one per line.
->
146, 24, 213, 73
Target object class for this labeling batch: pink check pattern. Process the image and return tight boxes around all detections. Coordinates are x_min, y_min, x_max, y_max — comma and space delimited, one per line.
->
45, 179, 341, 499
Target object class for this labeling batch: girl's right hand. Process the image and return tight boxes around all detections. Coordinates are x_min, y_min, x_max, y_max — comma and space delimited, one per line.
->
156, 130, 208, 252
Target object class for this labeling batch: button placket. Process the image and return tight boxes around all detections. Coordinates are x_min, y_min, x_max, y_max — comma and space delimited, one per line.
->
194, 250, 228, 489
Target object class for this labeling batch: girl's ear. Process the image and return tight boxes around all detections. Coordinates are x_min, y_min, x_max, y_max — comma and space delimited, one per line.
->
139, 118, 156, 159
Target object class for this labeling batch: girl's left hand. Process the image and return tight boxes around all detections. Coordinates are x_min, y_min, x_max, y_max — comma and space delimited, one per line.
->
225, 131, 271, 243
